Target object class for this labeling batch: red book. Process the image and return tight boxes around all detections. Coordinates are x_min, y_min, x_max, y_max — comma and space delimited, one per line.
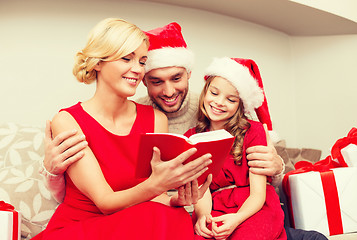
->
135, 129, 235, 185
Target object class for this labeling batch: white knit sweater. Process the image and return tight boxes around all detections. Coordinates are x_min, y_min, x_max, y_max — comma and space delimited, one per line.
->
136, 91, 199, 134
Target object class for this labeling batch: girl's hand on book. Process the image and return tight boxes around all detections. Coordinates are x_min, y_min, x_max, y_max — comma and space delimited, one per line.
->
170, 174, 212, 207
194, 214, 213, 238
149, 147, 212, 192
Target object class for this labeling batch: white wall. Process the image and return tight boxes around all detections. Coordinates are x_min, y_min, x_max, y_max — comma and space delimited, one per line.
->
1, 0, 356, 157
291, 35, 357, 156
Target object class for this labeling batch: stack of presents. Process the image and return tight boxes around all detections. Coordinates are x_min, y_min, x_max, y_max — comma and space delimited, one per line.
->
283, 127, 357, 237
1, 128, 357, 239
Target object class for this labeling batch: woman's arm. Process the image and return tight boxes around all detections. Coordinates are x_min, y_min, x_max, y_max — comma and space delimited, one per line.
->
52, 111, 212, 215
40, 120, 87, 203
52, 111, 166, 214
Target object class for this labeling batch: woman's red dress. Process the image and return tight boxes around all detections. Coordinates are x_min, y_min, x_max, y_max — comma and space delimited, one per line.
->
35, 102, 194, 240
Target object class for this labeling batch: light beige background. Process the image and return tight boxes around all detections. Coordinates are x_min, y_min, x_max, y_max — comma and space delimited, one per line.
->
1, 0, 356, 158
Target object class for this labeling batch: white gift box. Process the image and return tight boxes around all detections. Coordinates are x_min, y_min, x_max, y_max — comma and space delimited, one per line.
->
288, 167, 357, 236
341, 144, 357, 167
0, 210, 21, 240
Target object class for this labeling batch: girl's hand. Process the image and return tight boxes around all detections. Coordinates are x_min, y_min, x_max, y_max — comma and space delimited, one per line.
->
149, 147, 212, 193
211, 213, 241, 240
194, 214, 213, 238
170, 175, 212, 207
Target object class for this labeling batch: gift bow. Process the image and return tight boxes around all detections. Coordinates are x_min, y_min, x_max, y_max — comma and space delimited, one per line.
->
0, 201, 15, 211
282, 155, 342, 196
282, 156, 344, 236
0, 201, 19, 240
331, 127, 357, 166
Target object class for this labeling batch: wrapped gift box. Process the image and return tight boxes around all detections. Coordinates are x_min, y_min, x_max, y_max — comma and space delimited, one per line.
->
288, 167, 357, 236
0, 203, 21, 240
341, 144, 357, 167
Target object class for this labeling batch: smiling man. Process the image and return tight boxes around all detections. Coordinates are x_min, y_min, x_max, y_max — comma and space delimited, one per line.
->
136, 22, 199, 134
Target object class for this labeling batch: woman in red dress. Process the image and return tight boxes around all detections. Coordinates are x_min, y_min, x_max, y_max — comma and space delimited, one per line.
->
187, 57, 286, 239
34, 18, 212, 240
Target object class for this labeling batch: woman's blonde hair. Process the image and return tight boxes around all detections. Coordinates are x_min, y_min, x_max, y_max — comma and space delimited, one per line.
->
73, 18, 149, 84
195, 76, 250, 165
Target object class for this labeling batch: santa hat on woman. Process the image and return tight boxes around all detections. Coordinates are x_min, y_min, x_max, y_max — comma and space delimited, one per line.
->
144, 22, 194, 73
204, 57, 280, 142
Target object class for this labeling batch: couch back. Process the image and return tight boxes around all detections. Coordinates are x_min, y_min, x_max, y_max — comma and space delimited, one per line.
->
0, 123, 58, 239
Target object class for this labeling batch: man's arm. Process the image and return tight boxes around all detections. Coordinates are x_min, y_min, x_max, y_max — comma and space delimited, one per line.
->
39, 120, 87, 203
246, 124, 285, 187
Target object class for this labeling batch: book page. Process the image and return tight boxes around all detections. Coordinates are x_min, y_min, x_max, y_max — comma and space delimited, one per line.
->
188, 129, 233, 144
145, 132, 189, 140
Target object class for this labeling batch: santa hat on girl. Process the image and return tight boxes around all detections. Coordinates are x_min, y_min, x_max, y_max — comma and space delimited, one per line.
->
144, 22, 194, 73
204, 57, 279, 142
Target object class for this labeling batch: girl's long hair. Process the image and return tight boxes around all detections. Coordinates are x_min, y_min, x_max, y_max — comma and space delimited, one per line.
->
195, 76, 250, 165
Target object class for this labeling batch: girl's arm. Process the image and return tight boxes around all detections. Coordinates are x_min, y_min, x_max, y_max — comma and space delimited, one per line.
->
232, 171, 266, 222
211, 172, 266, 239
193, 188, 214, 238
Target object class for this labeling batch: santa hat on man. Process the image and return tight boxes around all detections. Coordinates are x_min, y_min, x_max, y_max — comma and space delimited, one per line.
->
204, 57, 280, 142
144, 22, 194, 73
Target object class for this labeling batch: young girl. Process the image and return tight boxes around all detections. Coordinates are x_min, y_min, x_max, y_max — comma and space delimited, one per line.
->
186, 57, 286, 239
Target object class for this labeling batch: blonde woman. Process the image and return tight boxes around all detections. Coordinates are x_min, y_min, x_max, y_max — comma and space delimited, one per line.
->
34, 18, 212, 240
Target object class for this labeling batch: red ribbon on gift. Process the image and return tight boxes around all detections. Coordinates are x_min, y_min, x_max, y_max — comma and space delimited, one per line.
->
331, 127, 357, 166
0, 201, 19, 240
282, 156, 344, 236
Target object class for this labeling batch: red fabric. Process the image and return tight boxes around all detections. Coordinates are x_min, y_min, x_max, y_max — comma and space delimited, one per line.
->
234, 58, 272, 131
187, 121, 286, 240
145, 22, 187, 50
36, 102, 194, 240
0, 201, 19, 240
320, 171, 343, 235
331, 127, 357, 166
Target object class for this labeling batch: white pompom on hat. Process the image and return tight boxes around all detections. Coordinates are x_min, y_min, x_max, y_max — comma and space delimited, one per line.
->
204, 57, 280, 142
144, 22, 194, 73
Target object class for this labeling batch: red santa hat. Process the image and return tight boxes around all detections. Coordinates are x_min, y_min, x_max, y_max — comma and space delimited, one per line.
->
144, 22, 194, 73
204, 57, 279, 142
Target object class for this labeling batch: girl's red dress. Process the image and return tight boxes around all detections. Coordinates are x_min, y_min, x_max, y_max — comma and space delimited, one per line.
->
34, 102, 194, 240
185, 120, 286, 240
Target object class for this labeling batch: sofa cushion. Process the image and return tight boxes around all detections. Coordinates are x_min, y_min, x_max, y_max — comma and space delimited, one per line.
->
0, 123, 58, 239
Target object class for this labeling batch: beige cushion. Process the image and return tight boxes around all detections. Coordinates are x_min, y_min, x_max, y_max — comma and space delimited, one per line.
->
0, 123, 58, 239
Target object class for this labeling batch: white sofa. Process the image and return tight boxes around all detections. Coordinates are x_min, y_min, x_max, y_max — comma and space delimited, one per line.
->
0, 122, 356, 239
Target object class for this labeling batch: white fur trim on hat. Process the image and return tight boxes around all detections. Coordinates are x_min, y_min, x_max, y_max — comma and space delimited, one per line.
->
204, 57, 264, 115
145, 47, 194, 73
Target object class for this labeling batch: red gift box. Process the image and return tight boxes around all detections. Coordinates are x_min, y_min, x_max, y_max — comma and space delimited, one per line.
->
0, 201, 21, 240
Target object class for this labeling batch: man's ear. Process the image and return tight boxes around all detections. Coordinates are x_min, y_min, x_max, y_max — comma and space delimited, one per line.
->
187, 71, 192, 80
93, 61, 102, 71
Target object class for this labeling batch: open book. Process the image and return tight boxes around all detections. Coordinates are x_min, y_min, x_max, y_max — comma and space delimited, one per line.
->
135, 129, 235, 185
